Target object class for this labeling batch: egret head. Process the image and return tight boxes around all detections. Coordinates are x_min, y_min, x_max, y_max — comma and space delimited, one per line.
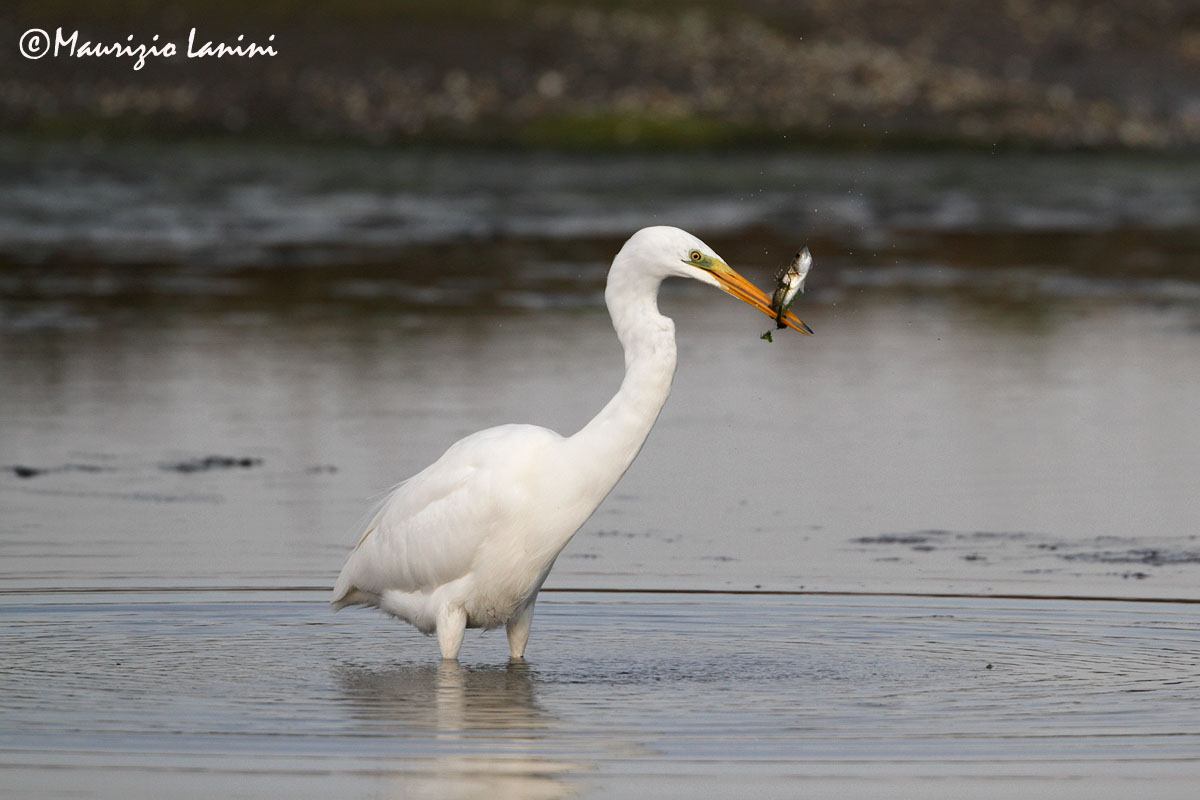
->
625, 226, 813, 335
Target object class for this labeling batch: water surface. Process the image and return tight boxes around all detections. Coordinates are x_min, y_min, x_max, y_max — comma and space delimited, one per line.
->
2, 591, 1197, 799
2, 287, 1198, 597
2, 142, 1199, 797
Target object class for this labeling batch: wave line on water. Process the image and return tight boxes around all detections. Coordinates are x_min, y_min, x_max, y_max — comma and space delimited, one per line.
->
1, 585, 1198, 604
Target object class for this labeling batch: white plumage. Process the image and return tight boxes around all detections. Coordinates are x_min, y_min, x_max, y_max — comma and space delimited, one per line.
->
331, 226, 811, 660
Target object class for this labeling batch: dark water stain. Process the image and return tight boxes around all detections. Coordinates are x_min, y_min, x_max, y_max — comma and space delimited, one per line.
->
11, 487, 224, 504
8, 463, 111, 479
853, 529, 1034, 548
160, 455, 264, 473
851, 530, 1200, 583
1060, 548, 1200, 566
852, 531, 951, 546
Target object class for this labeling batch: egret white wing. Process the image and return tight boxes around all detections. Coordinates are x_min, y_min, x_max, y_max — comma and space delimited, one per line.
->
331, 424, 559, 608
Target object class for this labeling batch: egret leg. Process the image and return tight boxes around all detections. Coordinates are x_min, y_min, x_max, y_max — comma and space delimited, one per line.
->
506, 598, 537, 659
436, 605, 467, 660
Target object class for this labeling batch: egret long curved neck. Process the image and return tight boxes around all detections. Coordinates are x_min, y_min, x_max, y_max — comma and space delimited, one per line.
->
570, 261, 677, 490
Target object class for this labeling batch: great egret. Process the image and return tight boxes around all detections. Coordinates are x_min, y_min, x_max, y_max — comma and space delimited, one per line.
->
332, 226, 812, 659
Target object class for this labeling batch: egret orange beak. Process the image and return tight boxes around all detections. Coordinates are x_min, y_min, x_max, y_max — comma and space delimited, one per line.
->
711, 264, 814, 335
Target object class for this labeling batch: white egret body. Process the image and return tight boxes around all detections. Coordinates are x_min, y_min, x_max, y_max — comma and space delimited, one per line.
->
331, 226, 811, 659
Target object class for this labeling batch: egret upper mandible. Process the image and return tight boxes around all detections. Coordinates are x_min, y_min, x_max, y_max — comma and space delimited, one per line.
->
331, 226, 812, 660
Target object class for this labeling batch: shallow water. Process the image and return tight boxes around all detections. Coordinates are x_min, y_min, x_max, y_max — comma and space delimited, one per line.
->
2, 288, 1198, 597
2, 142, 1200, 796
2, 591, 1198, 799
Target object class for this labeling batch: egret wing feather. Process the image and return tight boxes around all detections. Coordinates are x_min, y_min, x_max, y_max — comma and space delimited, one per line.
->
331, 424, 560, 608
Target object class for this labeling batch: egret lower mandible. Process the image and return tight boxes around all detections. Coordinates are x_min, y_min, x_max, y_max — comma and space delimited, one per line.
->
331, 226, 813, 660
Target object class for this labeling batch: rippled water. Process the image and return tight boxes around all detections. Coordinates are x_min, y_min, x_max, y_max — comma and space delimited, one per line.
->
2, 141, 1199, 796
2, 591, 1198, 798
2, 138, 1198, 266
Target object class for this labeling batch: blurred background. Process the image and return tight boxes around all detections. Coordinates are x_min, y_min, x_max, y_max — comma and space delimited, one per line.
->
1, 1, 1199, 596
4, 0, 1200, 148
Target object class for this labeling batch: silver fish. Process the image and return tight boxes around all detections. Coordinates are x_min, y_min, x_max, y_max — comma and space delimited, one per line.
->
770, 247, 812, 329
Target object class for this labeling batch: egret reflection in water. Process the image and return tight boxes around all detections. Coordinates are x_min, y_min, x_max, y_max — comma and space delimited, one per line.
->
336, 660, 582, 799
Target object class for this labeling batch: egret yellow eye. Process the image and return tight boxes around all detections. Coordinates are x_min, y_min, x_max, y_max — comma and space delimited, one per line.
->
689, 250, 703, 262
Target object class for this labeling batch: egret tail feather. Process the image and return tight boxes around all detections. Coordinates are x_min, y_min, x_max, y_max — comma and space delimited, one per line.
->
330, 587, 378, 611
